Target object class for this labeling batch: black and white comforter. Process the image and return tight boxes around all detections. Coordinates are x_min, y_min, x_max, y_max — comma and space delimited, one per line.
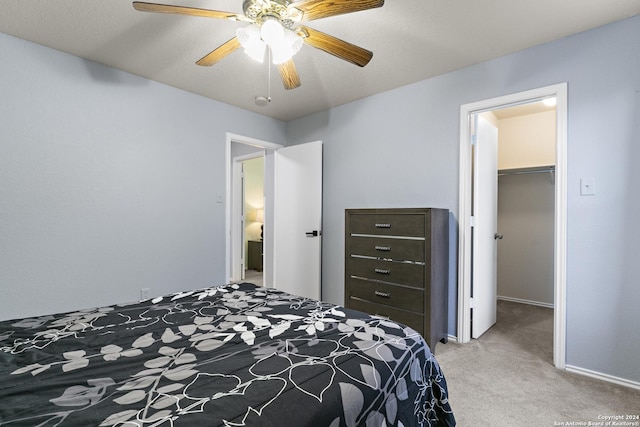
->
0, 283, 455, 426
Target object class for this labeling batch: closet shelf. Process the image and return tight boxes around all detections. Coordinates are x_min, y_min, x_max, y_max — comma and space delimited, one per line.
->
498, 165, 555, 176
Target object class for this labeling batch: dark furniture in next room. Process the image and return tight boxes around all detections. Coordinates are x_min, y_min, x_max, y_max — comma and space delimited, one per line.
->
247, 239, 263, 272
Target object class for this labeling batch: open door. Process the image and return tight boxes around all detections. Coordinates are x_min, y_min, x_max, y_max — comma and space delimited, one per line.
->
472, 115, 499, 338
273, 141, 323, 300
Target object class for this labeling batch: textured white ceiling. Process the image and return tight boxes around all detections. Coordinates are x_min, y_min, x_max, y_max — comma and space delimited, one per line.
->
1, 0, 638, 121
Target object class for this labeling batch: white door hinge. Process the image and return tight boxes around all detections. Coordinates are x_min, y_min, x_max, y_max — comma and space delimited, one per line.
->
470, 216, 476, 227
469, 298, 475, 309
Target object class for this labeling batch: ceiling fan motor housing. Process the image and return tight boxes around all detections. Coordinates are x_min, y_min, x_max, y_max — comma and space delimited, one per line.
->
242, 0, 303, 29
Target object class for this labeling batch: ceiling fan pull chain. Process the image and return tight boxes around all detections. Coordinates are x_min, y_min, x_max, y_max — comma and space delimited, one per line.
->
268, 49, 272, 103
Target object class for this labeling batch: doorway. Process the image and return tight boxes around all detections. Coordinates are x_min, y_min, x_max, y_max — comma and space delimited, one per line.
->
457, 84, 568, 369
226, 133, 282, 288
494, 102, 556, 311
225, 133, 324, 300
242, 156, 265, 286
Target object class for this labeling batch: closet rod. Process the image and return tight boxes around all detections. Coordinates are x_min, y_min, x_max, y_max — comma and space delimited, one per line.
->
498, 166, 555, 176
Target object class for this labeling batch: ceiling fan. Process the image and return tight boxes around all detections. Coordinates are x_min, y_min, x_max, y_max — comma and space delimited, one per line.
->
133, 0, 384, 90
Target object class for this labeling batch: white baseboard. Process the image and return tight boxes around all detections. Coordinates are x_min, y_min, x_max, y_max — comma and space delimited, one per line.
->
446, 334, 458, 343
565, 365, 640, 391
497, 295, 554, 309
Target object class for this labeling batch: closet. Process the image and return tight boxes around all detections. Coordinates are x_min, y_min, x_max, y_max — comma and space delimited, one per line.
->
497, 167, 554, 306
489, 105, 556, 308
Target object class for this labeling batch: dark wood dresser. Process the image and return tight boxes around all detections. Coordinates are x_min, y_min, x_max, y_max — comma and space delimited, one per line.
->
345, 208, 449, 352
247, 240, 263, 272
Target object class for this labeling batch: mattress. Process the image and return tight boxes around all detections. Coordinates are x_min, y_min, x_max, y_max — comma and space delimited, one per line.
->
0, 282, 455, 426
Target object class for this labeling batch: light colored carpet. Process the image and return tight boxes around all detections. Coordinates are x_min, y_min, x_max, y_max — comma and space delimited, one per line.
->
435, 300, 640, 426
244, 269, 264, 287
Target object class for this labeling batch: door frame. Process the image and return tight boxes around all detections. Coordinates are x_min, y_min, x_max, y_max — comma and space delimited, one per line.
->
226, 133, 283, 285
457, 83, 568, 369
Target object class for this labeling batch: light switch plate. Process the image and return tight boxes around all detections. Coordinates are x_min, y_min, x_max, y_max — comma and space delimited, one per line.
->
580, 178, 596, 196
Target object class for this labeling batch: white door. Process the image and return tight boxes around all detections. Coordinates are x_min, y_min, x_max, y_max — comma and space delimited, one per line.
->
273, 141, 323, 300
472, 115, 499, 338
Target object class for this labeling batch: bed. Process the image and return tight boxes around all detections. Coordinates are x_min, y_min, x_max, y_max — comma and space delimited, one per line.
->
0, 282, 455, 426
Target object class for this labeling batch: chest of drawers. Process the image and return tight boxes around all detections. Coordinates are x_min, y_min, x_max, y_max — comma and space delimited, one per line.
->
345, 208, 449, 352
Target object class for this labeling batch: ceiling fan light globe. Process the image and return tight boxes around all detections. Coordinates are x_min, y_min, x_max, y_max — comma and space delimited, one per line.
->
245, 45, 266, 63
236, 25, 266, 62
270, 46, 290, 64
270, 29, 302, 64
285, 28, 303, 54
260, 18, 285, 46
236, 24, 259, 46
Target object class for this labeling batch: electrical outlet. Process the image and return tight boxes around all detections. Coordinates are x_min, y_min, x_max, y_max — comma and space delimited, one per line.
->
580, 178, 596, 196
140, 288, 150, 301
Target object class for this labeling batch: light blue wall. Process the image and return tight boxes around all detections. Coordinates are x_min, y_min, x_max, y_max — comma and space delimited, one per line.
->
0, 33, 286, 321
2, 14, 639, 385
287, 15, 640, 383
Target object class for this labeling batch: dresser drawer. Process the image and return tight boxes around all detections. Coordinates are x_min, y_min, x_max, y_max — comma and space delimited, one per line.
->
348, 298, 424, 334
348, 257, 424, 287
349, 213, 426, 237
349, 236, 425, 262
348, 277, 424, 313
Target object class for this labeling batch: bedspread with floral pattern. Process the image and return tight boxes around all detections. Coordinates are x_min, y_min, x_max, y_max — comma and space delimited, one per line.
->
0, 283, 455, 426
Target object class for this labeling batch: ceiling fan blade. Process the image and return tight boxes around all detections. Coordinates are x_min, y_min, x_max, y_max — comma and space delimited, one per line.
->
291, 0, 384, 21
300, 26, 373, 67
132, 2, 243, 21
277, 60, 302, 90
196, 37, 241, 66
